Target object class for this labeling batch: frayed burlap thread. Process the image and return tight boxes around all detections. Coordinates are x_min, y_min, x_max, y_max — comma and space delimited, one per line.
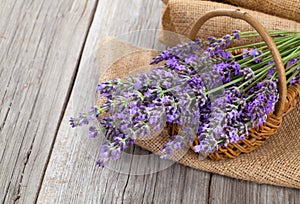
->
98, 38, 300, 189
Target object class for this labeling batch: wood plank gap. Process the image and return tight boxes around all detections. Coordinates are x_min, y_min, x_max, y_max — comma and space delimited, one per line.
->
141, 174, 147, 204
149, 169, 159, 204
5, 83, 43, 202
208, 173, 213, 204
34, 1, 100, 203
11, 79, 43, 201
0, 69, 18, 118
0, 101, 11, 133
2, 181, 11, 204
13, 122, 39, 203
3, 16, 55, 201
121, 147, 136, 204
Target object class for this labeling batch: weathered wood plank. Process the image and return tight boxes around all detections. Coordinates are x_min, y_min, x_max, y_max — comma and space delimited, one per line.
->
37, 0, 212, 203
35, 0, 300, 204
210, 174, 300, 204
0, 0, 98, 203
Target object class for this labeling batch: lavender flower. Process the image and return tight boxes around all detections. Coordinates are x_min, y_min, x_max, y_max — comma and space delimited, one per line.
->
194, 91, 244, 152
97, 79, 122, 98
69, 106, 100, 128
241, 80, 279, 127
88, 126, 100, 138
287, 58, 298, 67
150, 39, 203, 65
161, 135, 185, 159
243, 47, 263, 63
70, 29, 299, 166
232, 30, 241, 39
243, 66, 255, 81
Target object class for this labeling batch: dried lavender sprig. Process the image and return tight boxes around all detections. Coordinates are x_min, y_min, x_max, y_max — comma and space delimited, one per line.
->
71, 29, 300, 167
69, 106, 101, 128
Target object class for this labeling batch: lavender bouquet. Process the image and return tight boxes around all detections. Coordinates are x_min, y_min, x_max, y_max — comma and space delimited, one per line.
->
70, 30, 300, 167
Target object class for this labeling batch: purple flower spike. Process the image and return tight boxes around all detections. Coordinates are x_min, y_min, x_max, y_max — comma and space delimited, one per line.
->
150, 39, 203, 65
249, 47, 263, 63
193, 145, 202, 153
96, 159, 105, 168
207, 36, 216, 43
111, 148, 121, 160
100, 144, 111, 159
161, 135, 187, 158
69, 106, 100, 128
71, 32, 286, 167
287, 58, 298, 67
242, 80, 279, 127
88, 126, 99, 138
232, 30, 241, 39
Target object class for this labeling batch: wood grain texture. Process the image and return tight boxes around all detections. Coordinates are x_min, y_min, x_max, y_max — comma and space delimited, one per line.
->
1, 0, 300, 203
210, 174, 300, 204
37, 0, 212, 203
0, 0, 98, 203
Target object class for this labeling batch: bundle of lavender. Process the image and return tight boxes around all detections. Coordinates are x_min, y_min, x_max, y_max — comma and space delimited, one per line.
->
70, 30, 300, 167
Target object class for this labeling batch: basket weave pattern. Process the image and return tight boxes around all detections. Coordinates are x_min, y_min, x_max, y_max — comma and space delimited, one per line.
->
167, 9, 298, 160
185, 83, 300, 160
97, 38, 300, 188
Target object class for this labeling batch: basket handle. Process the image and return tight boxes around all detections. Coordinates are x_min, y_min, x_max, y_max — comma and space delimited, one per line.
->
188, 9, 287, 116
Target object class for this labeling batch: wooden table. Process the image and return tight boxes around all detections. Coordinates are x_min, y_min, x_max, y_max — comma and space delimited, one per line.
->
1, 0, 299, 203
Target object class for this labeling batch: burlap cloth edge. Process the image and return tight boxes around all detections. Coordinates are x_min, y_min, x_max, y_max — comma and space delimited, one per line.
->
98, 38, 300, 189
159, 0, 300, 46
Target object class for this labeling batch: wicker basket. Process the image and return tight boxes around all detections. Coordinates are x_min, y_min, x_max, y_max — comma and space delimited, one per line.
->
167, 9, 300, 160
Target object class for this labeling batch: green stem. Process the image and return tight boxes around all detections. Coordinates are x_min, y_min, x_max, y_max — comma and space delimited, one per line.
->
287, 70, 300, 84
285, 61, 300, 75
244, 72, 268, 93
205, 77, 244, 95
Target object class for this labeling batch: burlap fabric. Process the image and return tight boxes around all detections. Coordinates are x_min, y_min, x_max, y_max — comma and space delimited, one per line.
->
160, 0, 300, 44
223, 0, 300, 23
98, 39, 300, 189
162, 0, 300, 23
